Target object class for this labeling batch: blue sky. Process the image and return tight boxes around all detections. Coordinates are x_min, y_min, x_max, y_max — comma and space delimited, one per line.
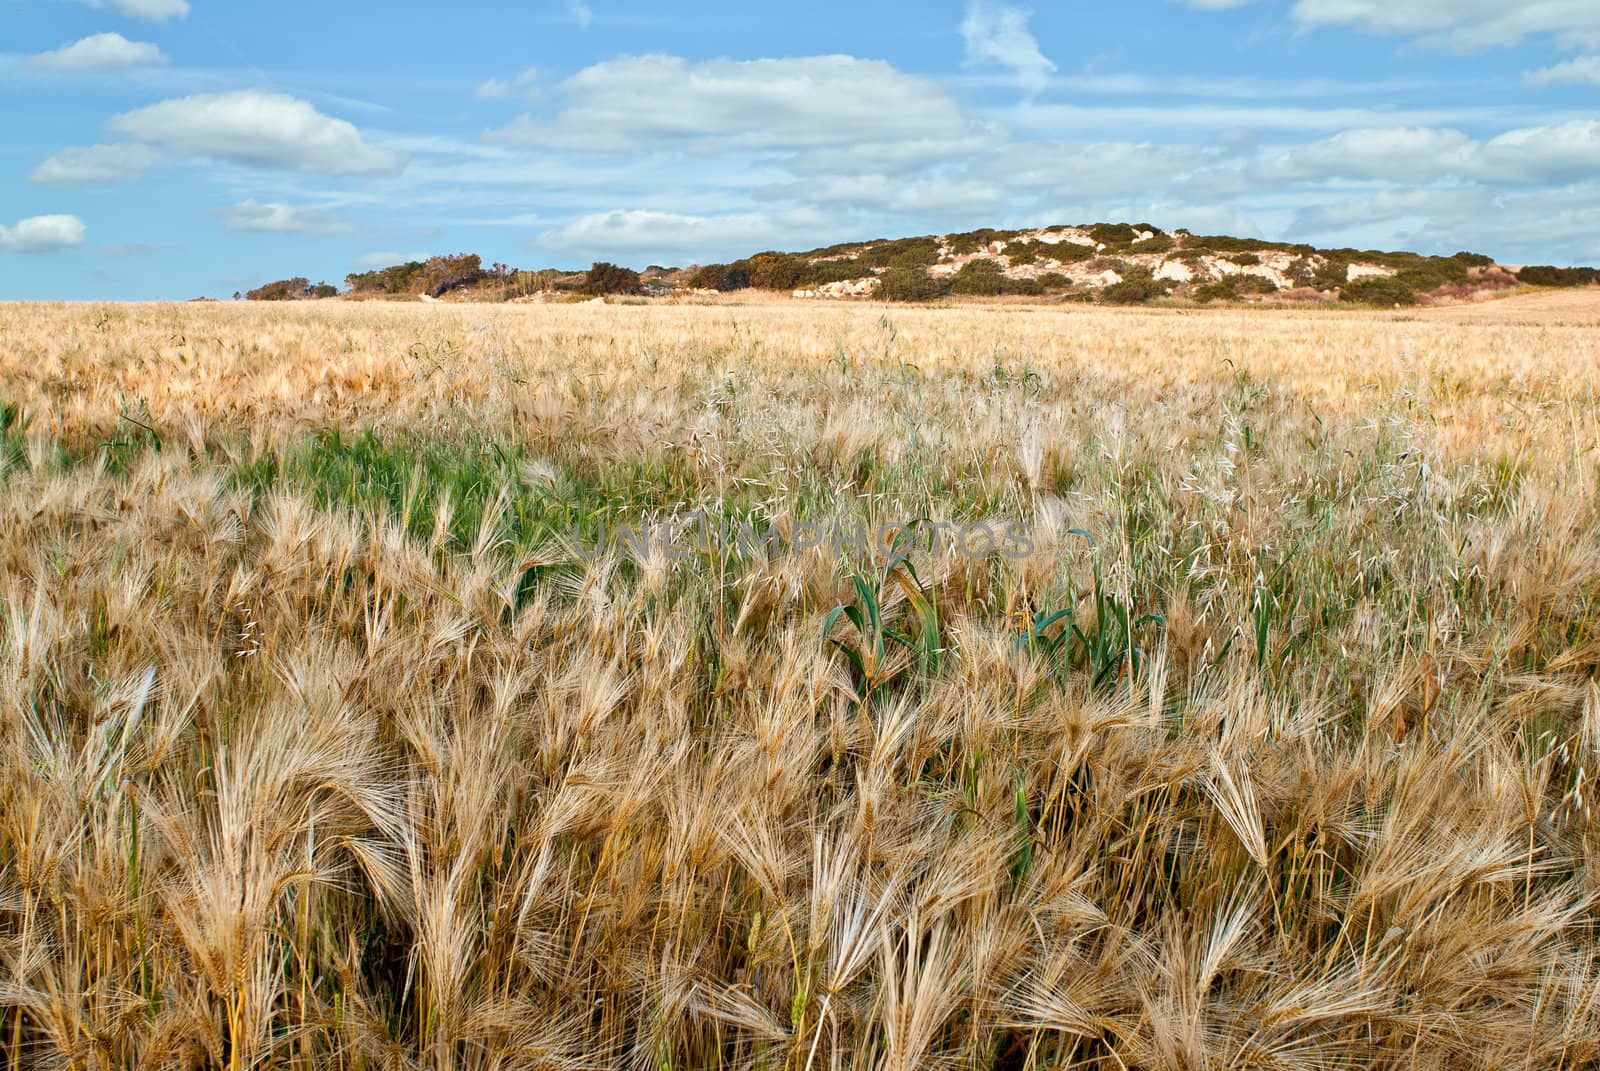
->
3, 0, 1599, 299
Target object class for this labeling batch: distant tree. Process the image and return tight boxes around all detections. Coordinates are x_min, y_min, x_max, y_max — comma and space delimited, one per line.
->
245, 277, 312, 301
1517, 265, 1600, 287
689, 263, 750, 291
582, 262, 643, 295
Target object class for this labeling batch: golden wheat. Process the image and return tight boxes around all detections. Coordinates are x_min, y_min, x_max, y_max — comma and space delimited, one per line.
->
0, 298, 1597, 1069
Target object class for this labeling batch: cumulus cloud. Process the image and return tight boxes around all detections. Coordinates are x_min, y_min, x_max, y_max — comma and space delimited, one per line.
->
28, 32, 166, 71
1292, 184, 1600, 264
0, 215, 87, 253
1525, 55, 1600, 86
538, 208, 824, 264
1478, 121, 1600, 184
107, 91, 405, 176
30, 143, 161, 187
476, 67, 539, 101
219, 199, 355, 234
488, 54, 987, 158
1289, 0, 1600, 50
1265, 127, 1478, 183
961, 2, 1056, 93
1263, 122, 1600, 186
74, 0, 189, 21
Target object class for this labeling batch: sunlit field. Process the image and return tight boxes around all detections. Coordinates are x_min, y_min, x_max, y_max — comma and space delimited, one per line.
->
2, 298, 1599, 1070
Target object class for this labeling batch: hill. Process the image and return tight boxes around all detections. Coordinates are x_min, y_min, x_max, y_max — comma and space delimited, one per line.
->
242, 224, 1600, 308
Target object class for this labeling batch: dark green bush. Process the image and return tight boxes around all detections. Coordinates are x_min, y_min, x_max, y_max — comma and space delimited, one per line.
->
1099, 275, 1173, 304
246, 277, 312, 301
1036, 272, 1073, 291
1088, 223, 1139, 246
802, 259, 870, 287
950, 259, 1006, 296
1312, 258, 1351, 290
582, 262, 643, 296
1041, 242, 1095, 264
947, 229, 1016, 256
1005, 242, 1039, 265
862, 236, 942, 269
1340, 277, 1417, 306
689, 263, 750, 291
877, 267, 945, 302
1517, 265, 1600, 287
744, 253, 808, 291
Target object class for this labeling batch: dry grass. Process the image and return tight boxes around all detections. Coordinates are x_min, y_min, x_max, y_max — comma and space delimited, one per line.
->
1, 298, 1599, 1070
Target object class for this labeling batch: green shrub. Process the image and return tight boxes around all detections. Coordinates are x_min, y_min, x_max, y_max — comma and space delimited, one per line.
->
1036, 272, 1073, 291
877, 267, 945, 302
246, 277, 312, 301
947, 229, 1015, 255
1088, 223, 1139, 246
1517, 265, 1600, 287
310, 283, 338, 299
1312, 258, 1351, 290
862, 236, 942, 269
1005, 242, 1039, 265
802, 259, 870, 287
582, 262, 643, 296
1136, 234, 1175, 254
1041, 242, 1095, 264
689, 263, 750, 291
1340, 277, 1417, 306
1100, 276, 1173, 305
1451, 251, 1495, 268
1226, 252, 1261, 266
950, 258, 1005, 296
744, 252, 808, 291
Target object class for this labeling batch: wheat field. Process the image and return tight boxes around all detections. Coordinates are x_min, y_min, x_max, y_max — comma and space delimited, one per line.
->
1, 298, 1598, 1070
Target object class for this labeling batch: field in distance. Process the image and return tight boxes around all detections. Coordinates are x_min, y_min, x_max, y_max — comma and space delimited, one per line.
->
2, 299, 1598, 1069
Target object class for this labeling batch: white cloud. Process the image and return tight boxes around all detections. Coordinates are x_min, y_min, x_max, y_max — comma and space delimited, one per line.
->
107, 91, 405, 176
1478, 121, 1600, 185
476, 67, 539, 101
1266, 127, 1478, 183
352, 251, 431, 270
74, 0, 189, 21
961, 2, 1056, 93
27, 32, 166, 71
30, 143, 161, 187
1289, 0, 1600, 50
220, 198, 355, 234
1265, 122, 1600, 186
1292, 184, 1600, 264
488, 54, 986, 157
993, 141, 1224, 197
1525, 55, 1600, 87
565, 0, 593, 27
539, 208, 823, 264
0, 215, 87, 253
